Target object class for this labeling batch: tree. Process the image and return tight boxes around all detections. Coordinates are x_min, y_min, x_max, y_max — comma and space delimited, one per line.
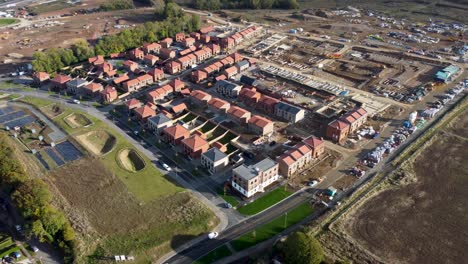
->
190, 14, 201, 31
58, 48, 77, 66
40, 205, 66, 236
12, 179, 52, 217
72, 40, 95, 62
282, 231, 324, 264
62, 223, 76, 241
32, 220, 51, 243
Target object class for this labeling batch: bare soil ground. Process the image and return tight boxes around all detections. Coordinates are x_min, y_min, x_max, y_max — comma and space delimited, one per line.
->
117, 148, 145, 172
64, 112, 92, 128
47, 157, 218, 261
75, 130, 116, 156
340, 108, 468, 264
41, 104, 65, 119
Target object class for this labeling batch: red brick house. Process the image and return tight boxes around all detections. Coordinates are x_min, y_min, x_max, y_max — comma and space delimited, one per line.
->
51, 74, 71, 90
190, 90, 212, 106
257, 95, 279, 115
100, 86, 118, 103
248, 115, 274, 136
113, 74, 130, 86
160, 48, 176, 59
239, 87, 261, 107
200, 34, 211, 44
146, 84, 173, 103
223, 66, 238, 79
148, 68, 164, 82
171, 103, 187, 114
190, 32, 201, 40
123, 60, 139, 72
191, 70, 207, 83
88, 55, 105, 65
220, 37, 235, 50
208, 43, 220, 55
162, 124, 190, 145
144, 54, 159, 66
160, 38, 173, 48
175, 33, 185, 42
133, 105, 156, 123
143, 42, 161, 54
231, 52, 243, 63
82, 82, 103, 97
125, 98, 142, 112
227, 106, 251, 124
33, 72, 50, 83
122, 74, 153, 92
169, 79, 185, 92
181, 135, 209, 159
130, 48, 144, 60
183, 37, 196, 47
302, 136, 325, 158
200, 26, 214, 34
326, 120, 350, 144
208, 98, 230, 114
165, 61, 182, 74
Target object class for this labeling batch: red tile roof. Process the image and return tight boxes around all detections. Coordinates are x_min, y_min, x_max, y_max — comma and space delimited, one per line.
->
126, 98, 141, 108
191, 90, 211, 101
171, 103, 187, 113
52, 74, 71, 84
134, 105, 156, 118
329, 120, 350, 130
113, 74, 129, 84
182, 135, 209, 150
228, 106, 250, 118
248, 115, 273, 128
303, 136, 324, 148
84, 82, 103, 92
164, 124, 189, 138
208, 98, 230, 110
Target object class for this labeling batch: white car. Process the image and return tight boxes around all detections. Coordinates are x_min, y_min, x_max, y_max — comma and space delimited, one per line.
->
208, 232, 218, 239
162, 163, 172, 171
31, 246, 39, 253
14, 225, 22, 232
307, 180, 318, 187
72, 99, 80, 104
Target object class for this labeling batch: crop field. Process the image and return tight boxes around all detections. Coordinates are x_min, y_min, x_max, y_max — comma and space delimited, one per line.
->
337, 106, 468, 263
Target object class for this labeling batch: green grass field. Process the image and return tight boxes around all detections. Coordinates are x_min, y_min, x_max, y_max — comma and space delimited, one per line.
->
217, 188, 240, 207
0, 18, 19, 26
231, 202, 314, 251
193, 245, 232, 264
238, 186, 292, 215
22, 97, 182, 202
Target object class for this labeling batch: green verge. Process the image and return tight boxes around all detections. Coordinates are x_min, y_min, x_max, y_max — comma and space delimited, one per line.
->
231, 202, 314, 251
194, 245, 232, 264
238, 186, 292, 215
217, 188, 240, 207
21, 97, 183, 202
0, 18, 19, 26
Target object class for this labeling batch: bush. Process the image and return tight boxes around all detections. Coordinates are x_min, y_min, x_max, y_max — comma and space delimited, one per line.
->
282, 231, 324, 264
100, 0, 134, 11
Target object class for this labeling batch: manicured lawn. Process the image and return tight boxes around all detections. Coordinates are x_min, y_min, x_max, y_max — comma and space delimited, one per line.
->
23, 97, 183, 202
194, 245, 232, 264
238, 186, 292, 215
217, 188, 240, 207
0, 18, 18, 26
231, 202, 314, 251
199, 121, 216, 133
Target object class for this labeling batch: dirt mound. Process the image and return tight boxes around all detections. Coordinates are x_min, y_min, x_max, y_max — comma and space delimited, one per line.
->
117, 148, 145, 172
76, 130, 116, 156
64, 113, 92, 128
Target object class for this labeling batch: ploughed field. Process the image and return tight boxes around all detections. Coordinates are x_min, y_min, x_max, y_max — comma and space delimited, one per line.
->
343, 108, 468, 264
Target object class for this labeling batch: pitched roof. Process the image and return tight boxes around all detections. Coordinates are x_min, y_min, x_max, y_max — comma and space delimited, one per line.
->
68, 78, 87, 87
113, 74, 129, 84
191, 90, 211, 101
259, 95, 280, 106
203, 148, 227, 162
52, 74, 71, 83
84, 82, 103, 92
101, 86, 117, 95
239, 87, 261, 99
148, 113, 171, 126
170, 79, 184, 89
182, 134, 209, 150
248, 115, 273, 128
34, 72, 49, 80
171, 103, 187, 113
149, 68, 164, 76
164, 124, 189, 138
303, 136, 324, 148
126, 98, 141, 108
134, 105, 156, 118
208, 98, 230, 110
228, 106, 250, 118
275, 102, 303, 115
329, 119, 350, 130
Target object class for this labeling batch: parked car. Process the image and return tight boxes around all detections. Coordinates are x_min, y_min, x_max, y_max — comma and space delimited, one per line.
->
159, 161, 172, 171
72, 99, 80, 104
307, 180, 318, 187
208, 232, 218, 239
14, 225, 22, 232
31, 246, 39, 253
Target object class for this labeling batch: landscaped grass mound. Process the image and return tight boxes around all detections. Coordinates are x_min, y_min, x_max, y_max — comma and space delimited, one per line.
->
117, 148, 146, 172
64, 113, 92, 128
76, 130, 116, 156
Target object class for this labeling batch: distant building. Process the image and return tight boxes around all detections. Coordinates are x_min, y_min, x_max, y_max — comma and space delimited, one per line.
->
231, 158, 279, 198
144, 54, 159, 66
181, 135, 210, 159
214, 80, 242, 98
326, 120, 350, 144
51, 74, 71, 90
162, 124, 190, 145
240, 75, 258, 86
274, 102, 305, 123
66, 78, 88, 94
100, 86, 118, 103
239, 87, 261, 107
435, 65, 460, 83
143, 42, 161, 54
148, 113, 173, 134
148, 68, 165, 82
133, 105, 156, 124
165, 61, 181, 74
201, 148, 229, 174
82, 82, 103, 97
248, 115, 274, 136
235, 60, 250, 73
257, 95, 279, 115
33, 72, 50, 83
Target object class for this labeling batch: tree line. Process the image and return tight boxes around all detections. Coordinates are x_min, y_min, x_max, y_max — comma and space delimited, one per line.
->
0, 134, 75, 263
100, 0, 134, 11
191, 0, 299, 11
32, 40, 95, 74
32, 0, 201, 73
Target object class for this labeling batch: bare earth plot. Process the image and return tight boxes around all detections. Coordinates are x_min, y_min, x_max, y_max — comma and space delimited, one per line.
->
341, 108, 468, 264
75, 130, 116, 156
